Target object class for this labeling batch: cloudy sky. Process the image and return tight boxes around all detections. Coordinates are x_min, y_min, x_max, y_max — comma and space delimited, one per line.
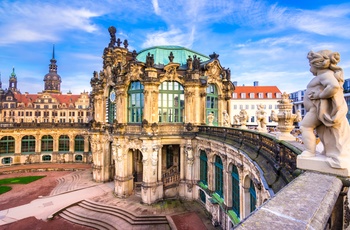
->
0, 0, 350, 94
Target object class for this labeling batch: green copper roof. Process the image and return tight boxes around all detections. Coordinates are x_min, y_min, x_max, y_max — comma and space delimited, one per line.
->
137, 46, 209, 66
10, 67, 16, 78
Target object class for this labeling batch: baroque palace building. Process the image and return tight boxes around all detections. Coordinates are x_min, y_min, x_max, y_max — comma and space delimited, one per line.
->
88, 26, 272, 228
0, 47, 91, 166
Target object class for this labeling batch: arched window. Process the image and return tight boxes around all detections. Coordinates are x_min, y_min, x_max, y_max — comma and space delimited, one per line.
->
232, 165, 240, 218
128, 81, 144, 123
74, 135, 84, 152
59, 135, 70, 152
215, 155, 224, 198
41, 135, 53, 152
107, 87, 116, 124
250, 180, 257, 212
206, 84, 218, 126
75, 155, 83, 161
200, 150, 208, 185
0, 136, 15, 154
21, 135, 36, 153
158, 81, 184, 123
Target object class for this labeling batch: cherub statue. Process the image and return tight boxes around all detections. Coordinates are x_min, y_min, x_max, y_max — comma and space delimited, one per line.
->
256, 104, 267, 132
207, 112, 215, 126
299, 50, 350, 169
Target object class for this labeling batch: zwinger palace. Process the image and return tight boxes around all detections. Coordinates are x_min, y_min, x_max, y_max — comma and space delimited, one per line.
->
0, 27, 276, 228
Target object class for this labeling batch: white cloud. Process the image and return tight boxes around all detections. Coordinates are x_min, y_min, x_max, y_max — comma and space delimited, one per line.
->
142, 27, 195, 48
152, 0, 161, 15
0, 1, 102, 45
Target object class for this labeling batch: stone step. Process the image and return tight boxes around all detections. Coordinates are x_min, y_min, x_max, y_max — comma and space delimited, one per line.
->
80, 200, 168, 225
60, 209, 116, 230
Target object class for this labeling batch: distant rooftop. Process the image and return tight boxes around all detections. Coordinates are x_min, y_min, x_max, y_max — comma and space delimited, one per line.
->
137, 46, 210, 66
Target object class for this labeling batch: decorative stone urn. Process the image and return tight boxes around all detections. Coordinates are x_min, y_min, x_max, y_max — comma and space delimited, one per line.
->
271, 92, 301, 140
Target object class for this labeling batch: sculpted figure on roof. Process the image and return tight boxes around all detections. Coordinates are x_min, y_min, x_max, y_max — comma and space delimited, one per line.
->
108, 26, 116, 48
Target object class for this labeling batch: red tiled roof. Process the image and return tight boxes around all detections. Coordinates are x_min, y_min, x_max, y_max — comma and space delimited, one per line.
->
233, 86, 281, 99
14, 93, 82, 106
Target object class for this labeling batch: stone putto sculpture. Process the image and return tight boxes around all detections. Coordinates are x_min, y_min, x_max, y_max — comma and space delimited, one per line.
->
207, 112, 215, 126
222, 110, 230, 127
299, 50, 350, 169
256, 104, 267, 132
239, 109, 249, 129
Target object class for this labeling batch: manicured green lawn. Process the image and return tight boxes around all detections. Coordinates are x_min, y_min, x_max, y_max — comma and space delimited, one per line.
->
0, 176, 46, 195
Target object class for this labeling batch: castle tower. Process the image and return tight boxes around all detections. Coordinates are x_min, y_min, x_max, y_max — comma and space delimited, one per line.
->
43, 45, 61, 93
8, 67, 18, 92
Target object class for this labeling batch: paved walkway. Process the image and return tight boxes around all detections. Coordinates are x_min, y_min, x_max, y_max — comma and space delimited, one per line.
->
0, 166, 216, 229
0, 180, 113, 225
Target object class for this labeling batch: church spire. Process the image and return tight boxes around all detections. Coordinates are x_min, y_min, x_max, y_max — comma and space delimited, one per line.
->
9, 66, 18, 92
44, 45, 61, 93
49, 45, 57, 73
52, 44, 55, 60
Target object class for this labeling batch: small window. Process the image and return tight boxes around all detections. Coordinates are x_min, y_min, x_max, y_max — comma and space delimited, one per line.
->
1, 157, 13, 164
267, 93, 272, 98
42, 155, 51, 161
241, 93, 246, 98
258, 93, 264, 99
249, 93, 254, 98
75, 155, 83, 161
251, 105, 255, 110
245, 105, 249, 109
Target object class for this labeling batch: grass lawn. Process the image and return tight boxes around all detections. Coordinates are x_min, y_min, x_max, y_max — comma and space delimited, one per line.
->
0, 176, 46, 195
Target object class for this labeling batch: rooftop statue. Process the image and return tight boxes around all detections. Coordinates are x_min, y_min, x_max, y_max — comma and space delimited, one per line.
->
299, 50, 350, 170
256, 104, 267, 132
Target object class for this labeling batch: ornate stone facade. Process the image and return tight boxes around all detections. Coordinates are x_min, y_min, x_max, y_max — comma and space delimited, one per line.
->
0, 48, 91, 166
89, 27, 271, 228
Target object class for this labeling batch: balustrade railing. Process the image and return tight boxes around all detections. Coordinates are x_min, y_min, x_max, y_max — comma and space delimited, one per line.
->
0, 122, 89, 129
197, 126, 302, 192
162, 165, 180, 188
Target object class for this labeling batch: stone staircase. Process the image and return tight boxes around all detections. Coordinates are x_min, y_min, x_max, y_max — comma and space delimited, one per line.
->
50, 170, 97, 196
59, 199, 170, 229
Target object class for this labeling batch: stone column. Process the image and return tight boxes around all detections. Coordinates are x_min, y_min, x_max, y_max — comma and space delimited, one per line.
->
157, 145, 163, 182
140, 140, 163, 204
180, 145, 185, 180
113, 140, 133, 197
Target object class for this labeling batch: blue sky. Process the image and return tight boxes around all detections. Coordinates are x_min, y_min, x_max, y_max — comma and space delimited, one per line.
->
0, 0, 350, 94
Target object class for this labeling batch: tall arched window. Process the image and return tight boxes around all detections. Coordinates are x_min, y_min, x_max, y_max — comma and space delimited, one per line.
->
158, 81, 184, 123
250, 180, 257, 212
41, 135, 53, 152
232, 165, 240, 218
21, 135, 36, 153
107, 87, 116, 124
206, 84, 218, 126
59, 135, 70, 152
128, 81, 144, 123
74, 135, 84, 152
200, 150, 208, 185
0, 136, 15, 154
215, 155, 224, 198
